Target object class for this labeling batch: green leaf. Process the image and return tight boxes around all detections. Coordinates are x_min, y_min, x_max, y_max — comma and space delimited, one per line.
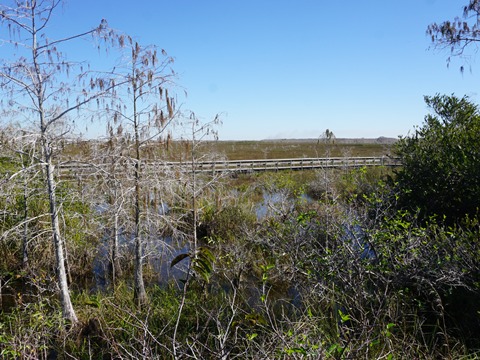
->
192, 247, 215, 282
307, 308, 313, 318
285, 347, 307, 355
328, 343, 343, 355
170, 253, 190, 268
338, 309, 351, 323
171, 247, 215, 282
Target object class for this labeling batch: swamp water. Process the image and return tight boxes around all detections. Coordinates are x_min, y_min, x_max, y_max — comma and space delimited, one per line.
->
90, 190, 371, 313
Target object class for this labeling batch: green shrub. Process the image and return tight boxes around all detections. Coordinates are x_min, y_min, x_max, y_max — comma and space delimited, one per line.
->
395, 94, 480, 223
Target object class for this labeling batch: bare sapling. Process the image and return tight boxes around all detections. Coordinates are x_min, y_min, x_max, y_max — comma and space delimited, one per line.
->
106, 38, 177, 305
0, 0, 121, 323
171, 112, 222, 357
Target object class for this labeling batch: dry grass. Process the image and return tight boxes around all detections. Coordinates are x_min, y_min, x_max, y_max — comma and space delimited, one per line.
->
170, 139, 395, 161
62, 138, 395, 162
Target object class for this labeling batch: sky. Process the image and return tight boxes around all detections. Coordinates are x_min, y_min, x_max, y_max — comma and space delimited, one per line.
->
9, 0, 480, 140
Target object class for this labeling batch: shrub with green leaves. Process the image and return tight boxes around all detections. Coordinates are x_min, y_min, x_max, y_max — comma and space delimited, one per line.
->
395, 94, 480, 222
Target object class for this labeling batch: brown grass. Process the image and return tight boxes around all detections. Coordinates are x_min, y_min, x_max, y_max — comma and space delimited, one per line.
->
168, 139, 395, 161
62, 139, 395, 162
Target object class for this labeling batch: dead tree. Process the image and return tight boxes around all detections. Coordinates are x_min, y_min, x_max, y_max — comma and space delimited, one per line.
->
0, 0, 120, 322
107, 38, 177, 305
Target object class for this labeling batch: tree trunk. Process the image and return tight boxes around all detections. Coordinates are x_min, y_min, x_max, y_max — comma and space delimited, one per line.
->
133, 159, 147, 305
133, 97, 147, 305
110, 209, 122, 285
22, 168, 29, 269
45, 158, 78, 323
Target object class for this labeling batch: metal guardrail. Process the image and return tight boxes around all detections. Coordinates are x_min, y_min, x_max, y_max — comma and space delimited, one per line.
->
191, 156, 400, 172
59, 156, 400, 178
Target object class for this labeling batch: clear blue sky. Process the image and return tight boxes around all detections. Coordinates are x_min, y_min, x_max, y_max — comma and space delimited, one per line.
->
51, 1, 480, 139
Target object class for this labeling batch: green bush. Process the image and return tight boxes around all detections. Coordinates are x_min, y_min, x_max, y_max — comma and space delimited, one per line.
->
394, 94, 480, 222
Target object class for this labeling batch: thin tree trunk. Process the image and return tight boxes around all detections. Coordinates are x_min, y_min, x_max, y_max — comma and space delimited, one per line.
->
22, 166, 29, 269
133, 86, 147, 305
45, 157, 78, 323
111, 209, 122, 285
27, 2, 78, 323
133, 160, 147, 305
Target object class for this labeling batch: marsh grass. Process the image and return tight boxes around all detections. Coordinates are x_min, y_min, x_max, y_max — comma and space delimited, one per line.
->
185, 139, 394, 160
63, 139, 395, 161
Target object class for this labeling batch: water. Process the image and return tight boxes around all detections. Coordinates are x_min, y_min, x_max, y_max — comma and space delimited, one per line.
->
92, 191, 374, 298
255, 190, 294, 219
92, 200, 190, 290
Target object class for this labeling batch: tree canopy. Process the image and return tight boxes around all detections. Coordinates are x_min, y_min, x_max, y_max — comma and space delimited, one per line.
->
394, 94, 480, 222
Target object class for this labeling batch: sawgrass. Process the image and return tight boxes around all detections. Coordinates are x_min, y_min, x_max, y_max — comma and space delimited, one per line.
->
62, 138, 395, 162
167, 139, 395, 161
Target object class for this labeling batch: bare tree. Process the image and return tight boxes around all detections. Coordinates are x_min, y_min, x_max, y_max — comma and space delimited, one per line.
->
102, 132, 128, 286
107, 38, 177, 305
170, 113, 222, 357
0, 0, 119, 322
427, 1, 480, 71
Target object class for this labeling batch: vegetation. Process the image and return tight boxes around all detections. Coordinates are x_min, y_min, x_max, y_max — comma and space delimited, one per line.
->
61, 138, 394, 163
0, 0, 120, 323
1, 133, 479, 358
394, 94, 480, 223
0, 1, 479, 359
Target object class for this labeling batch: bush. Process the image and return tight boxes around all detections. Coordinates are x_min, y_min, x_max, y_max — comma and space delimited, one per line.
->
394, 94, 480, 222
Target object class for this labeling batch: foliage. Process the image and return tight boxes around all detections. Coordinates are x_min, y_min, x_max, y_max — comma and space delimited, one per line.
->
201, 203, 257, 243
0, 0, 125, 323
0, 1, 478, 353
369, 211, 480, 352
394, 94, 480, 223
427, 0, 480, 71
0, 300, 65, 359
171, 246, 215, 283
0, 158, 480, 358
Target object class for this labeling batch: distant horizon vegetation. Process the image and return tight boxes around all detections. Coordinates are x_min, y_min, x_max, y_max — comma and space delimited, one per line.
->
251, 136, 397, 143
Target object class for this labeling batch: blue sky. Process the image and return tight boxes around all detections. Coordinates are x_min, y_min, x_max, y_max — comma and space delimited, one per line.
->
46, 1, 480, 139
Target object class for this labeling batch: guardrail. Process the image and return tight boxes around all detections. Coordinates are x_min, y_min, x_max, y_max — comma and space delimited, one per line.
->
59, 156, 400, 178
191, 156, 400, 172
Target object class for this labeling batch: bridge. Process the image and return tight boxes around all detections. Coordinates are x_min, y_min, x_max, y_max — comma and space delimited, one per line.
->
59, 156, 400, 178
